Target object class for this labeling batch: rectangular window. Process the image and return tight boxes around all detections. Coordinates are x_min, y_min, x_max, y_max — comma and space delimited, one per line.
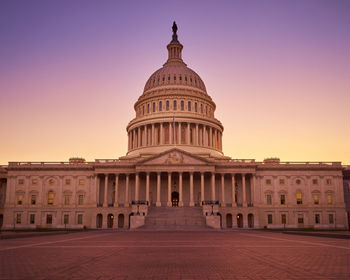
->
78, 195, 84, 205
18, 179, 24, 185
315, 214, 320, 224
77, 214, 83, 225
181, 100, 184, 111
265, 179, 271, 185
31, 195, 36, 205
17, 194, 23, 205
16, 214, 21, 224
326, 179, 332, 185
166, 101, 169, 111
64, 214, 69, 225
281, 214, 286, 224
200, 104, 203, 113
279, 179, 285, 185
313, 194, 319, 205
159, 101, 162, 111
30, 214, 35, 224
147, 104, 150, 113
267, 214, 273, 224
79, 179, 85, 185
46, 214, 53, 224
328, 214, 334, 224
280, 194, 285, 205
188, 101, 191, 111
48, 192, 54, 205
64, 195, 70, 205
65, 179, 71, 185
296, 192, 302, 204
195, 102, 197, 112
153, 102, 156, 112
267, 194, 272, 205
327, 194, 333, 204
312, 179, 318, 185
298, 214, 304, 224
32, 179, 38, 185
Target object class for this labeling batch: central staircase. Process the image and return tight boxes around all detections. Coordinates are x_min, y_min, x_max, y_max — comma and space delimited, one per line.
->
139, 206, 208, 231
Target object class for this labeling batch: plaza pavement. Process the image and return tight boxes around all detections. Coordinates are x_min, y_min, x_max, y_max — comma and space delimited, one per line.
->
0, 230, 349, 280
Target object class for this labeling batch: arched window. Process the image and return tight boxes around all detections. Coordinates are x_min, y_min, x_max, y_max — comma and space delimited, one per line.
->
166, 100, 169, 111
153, 102, 156, 112
296, 191, 302, 204
181, 100, 184, 111
188, 101, 191, 111
173, 100, 177, 110
327, 193, 333, 204
48, 191, 54, 205
159, 101, 162, 111
195, 102, 197, 112
200, 104, 203, 113
147, 104, 150, 113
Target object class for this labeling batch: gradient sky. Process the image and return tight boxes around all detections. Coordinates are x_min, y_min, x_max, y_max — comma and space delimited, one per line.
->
0, 0, 349, 165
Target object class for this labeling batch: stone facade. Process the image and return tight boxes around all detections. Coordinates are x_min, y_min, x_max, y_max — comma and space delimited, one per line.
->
0, 25, 347, 230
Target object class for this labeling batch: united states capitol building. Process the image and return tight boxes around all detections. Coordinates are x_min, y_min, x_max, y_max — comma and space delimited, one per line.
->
0, 24, 348, 230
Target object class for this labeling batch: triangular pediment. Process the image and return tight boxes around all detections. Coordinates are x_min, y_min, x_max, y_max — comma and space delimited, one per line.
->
137, 148, 210, 166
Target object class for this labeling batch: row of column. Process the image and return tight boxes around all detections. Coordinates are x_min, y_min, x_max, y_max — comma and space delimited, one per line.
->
128, 122, 223, 151
98, 172, 254, 207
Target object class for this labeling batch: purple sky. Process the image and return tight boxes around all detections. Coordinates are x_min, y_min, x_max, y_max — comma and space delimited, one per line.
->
0, 0, 349, 164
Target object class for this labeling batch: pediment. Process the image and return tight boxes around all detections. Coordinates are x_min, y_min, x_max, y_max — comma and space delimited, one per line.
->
137, 148, 209, 166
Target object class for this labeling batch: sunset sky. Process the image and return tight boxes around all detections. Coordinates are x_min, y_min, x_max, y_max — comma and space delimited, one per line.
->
1, 0, 349, 165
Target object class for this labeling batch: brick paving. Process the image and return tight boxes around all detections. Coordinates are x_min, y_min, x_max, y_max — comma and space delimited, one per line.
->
0, 230, 349, 279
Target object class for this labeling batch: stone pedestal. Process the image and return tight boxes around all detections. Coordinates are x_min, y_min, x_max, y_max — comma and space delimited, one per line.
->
206, 216, 221, 229
130, 215, 145, 229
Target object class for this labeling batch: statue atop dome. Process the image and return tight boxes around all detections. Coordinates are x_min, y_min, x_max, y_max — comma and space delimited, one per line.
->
171, 21, 179, 43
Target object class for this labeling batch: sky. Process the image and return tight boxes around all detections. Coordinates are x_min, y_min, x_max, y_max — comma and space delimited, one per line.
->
0, 0, 349, 165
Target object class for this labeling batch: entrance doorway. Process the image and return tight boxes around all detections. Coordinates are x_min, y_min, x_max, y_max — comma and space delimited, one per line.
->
237, 213, 243, 228
226, 214, 232, 228
171, 191, 179, 207
107, 214, 114, 228
96, 214, 102, 228
118, 214, 124, 228
248, 213, 254, 228
0, 214, 3, 229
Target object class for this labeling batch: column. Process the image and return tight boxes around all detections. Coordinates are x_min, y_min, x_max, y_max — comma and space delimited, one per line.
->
103, 174, 108, 207
187, 123, 190, 144
156, 172, 161, 206
214, 129, 217, 149
209, 127, 212, 147
178, 122, 181, 144
231, 174, 236, 206
114, 174, 119, 207
167, 172, 172, 207
200, 173, 205, 203
95, 175, 99, 206
221, 174, 225, 206
189, 172, 194, 206
242, 174, 246, 207
160, 123, 164, 145
251, 175, 256, 206
58, 176, 63, 207
151, 123, 155, 145
179, 172, 183, 206
144, 125, 147, 146
195, 124, 199, 146
146, 173, 150, 205
128, 132, 130, 150
211, 173, 215, 201
137, 127, 141, 148
133, 129, 136, 149
135, 173, 139, 202
203, 125, 206, 146
125, 174, 129, 207
169, 122, 173, 144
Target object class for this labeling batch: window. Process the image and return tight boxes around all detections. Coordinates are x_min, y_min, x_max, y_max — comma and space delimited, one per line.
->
188, 101, 191, 111
315, 214, 320, 224
31, 195, 36, 205
296, 191, 302, 204
16, 214, 21, 224
162, 76, 165, 82
327, 193, 333, 204
159, 101, 162, 111
142, 105, 145, 115
280, 194, 285, 205
266, 194, 272, 205
267, 214, 273, 224
48, 191, 54, 205
64, 214, 69, 225
195, 102, 197, 112
281, 214, 286, 224
296, 179, 301, 185
313, 194, 319, 205
18, 179, 24, 185
77, 214, 83, 225
298, 214, 304, 224
78, 195, 84, 205
185, 76, 187, 82
46, 214, 52, 224
166, 101, 169, 111
180, 100, 184, 111
200, 104, 203, 113
65, 179, 71, 185
153, 102, 156, 112
32, 179, 38, 185
17, 194, 23, 205
30, 214, 35, 224
49, 179, 54, 185
147, 104, 150, 113
79, 179, 85, 185
279, 179, 285, 185
328, 214, 334, 224
168, 75, 170, 81
64, 195, 70, 205
174, 75, 176, 81
265, 179, 271, 185
173, 100, 177, 110
326, 179, 332, 185
179, 75, 182, 81
312, 179, 318, 185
